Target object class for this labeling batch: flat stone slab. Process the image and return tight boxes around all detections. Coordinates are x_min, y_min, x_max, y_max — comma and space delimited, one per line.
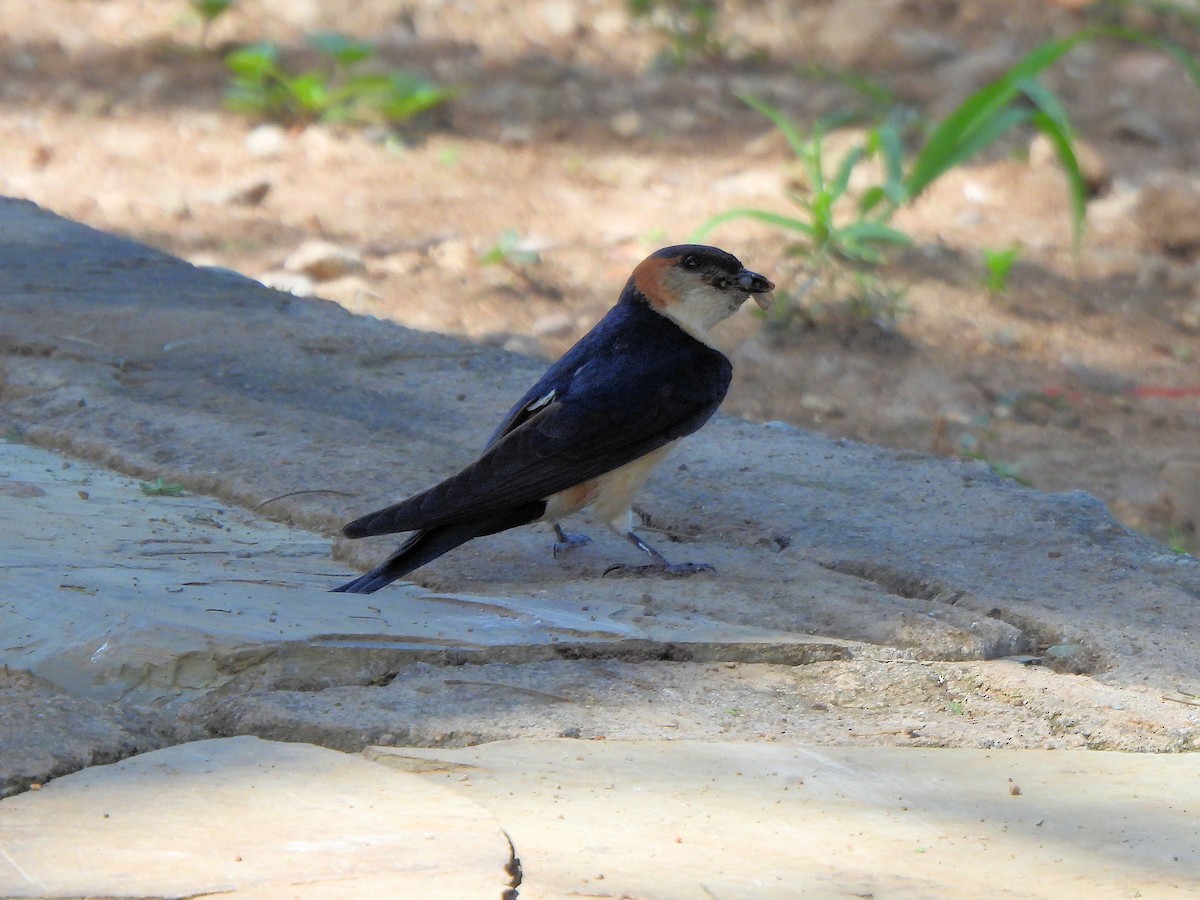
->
0, 669, 172, 799
0, 736, 516, 898
3, 195, 1200, 790
1, 440, 838, 710
3, 195, 1199, 696
375, 738, 1200, 899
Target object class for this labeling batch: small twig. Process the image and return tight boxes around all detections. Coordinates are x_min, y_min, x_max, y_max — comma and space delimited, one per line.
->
56, 334, 109, 351
1163, 694, 1200, 708
253, 489, 356, 512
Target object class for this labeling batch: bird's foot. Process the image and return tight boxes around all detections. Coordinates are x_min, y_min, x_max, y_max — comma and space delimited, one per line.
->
603, 560, 714, 578
552, 524, 592, 559
602, 529, 714, 576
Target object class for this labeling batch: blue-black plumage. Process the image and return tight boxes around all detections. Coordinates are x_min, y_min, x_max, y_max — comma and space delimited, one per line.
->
332, 244, 773, 593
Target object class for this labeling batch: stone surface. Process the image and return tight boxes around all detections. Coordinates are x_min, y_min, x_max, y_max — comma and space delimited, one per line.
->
182, 653, 1200, 754
0, 736, 515, 898
376, 738, 1200, 900
3, 194, 1200, 786
0, 670, 174, 799
2, 440, 826, 713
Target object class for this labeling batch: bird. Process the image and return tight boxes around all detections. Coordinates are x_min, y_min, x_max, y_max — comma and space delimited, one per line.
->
331, 243, 774, 594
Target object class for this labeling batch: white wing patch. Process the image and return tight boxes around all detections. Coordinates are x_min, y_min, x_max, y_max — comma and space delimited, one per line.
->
526, 389, 556, 412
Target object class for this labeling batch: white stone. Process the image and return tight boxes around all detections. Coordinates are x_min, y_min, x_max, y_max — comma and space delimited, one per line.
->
0, 737, 512, 898
245, 124, 288, 159
259, 269, 316, 297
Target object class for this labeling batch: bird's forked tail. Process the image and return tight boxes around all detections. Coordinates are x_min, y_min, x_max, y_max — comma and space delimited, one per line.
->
330, 501, 546, 594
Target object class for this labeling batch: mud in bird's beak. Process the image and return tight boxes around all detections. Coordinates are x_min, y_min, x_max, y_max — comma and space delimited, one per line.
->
738, 268, 775, 311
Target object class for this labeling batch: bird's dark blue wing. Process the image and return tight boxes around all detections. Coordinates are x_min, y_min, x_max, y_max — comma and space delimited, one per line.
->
483, 303, 638, 449
343, 304, 731, 538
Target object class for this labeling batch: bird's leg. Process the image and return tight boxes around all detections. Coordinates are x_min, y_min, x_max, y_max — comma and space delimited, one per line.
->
603, 531, 715, 577
553, 523, 592, 559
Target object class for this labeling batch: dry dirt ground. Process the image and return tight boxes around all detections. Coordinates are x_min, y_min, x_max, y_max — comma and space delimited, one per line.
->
3, 0, 1200, 554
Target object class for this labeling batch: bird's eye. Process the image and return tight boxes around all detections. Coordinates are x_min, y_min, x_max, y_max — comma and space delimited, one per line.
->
682, 255, 699, 269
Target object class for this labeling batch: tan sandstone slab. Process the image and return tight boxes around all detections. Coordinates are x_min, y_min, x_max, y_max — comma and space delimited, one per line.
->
0, 736, 516, 898
374, 739, 1200, 900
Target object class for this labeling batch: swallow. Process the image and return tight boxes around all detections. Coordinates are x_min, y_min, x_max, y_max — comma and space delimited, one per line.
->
332, 244, 774, 594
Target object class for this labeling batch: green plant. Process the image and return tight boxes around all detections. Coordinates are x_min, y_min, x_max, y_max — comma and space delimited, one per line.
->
903, 26, 1200, 241
479, 229, 541, 268
1164, 526, 1195, 556
626, 0, 725, 65
982, 246, 1021, 296
140, 477, 186, 496
961, 451, 1031, 487
694, 95, 910, 328
695, 28, 1200, 330
224, 34, 453, 127
190, 0, 235, 47
479, 230, 563, 299
697, 95, 909, 265
703, 31, 1200, 251
697, 33, 1096, 258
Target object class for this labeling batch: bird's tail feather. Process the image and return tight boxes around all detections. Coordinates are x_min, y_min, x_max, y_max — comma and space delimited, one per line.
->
331, 500, 546, 594
343, 501, 413, 539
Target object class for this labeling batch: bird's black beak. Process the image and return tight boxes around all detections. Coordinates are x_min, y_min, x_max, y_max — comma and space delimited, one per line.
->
738, 268, 775, 310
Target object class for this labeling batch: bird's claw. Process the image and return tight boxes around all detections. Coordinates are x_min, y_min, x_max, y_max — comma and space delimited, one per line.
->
603, 561, 715, 577
552, 527, 592, 559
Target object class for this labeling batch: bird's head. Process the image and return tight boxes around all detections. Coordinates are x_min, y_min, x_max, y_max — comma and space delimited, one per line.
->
628, 244, 775, 341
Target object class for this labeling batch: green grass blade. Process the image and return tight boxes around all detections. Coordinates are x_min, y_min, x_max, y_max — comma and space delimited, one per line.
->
927, 106, 1033, 191
286, 72, 330, 117
834, 221, 910, 263
873, 122, 907, 206
225, 43, 279, 79
805, 134, 826, 197
829, 145, 866, 199
1031, 111, 1086, 249
858, 185, 888, 216
692, 208, 816, 241
1020, 77, 1086, 244
738, 93, 809, 160
838, 221, 910, 246
906, 33, 1089, 200
1019, 78, 1072, 136
309, 32, 374, 66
